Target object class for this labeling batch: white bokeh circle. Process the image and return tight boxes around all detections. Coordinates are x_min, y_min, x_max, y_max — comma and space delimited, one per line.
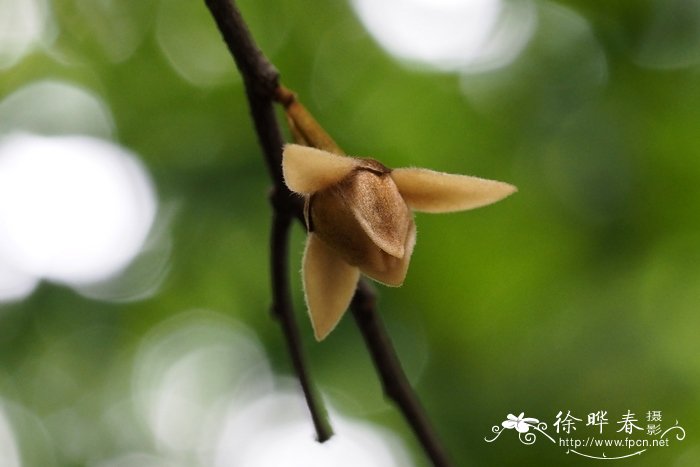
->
351, 0, 536, 72
0, 134, 157, 295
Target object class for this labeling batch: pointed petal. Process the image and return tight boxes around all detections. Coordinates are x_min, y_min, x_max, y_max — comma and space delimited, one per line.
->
342, 170, 410, 258
391, 168, 517, 213
303, 233, 360, 340
359, 219, 416, 286
282, 144, 358, 194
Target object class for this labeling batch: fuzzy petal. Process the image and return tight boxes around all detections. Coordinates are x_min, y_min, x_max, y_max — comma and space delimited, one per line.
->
391, 168, 517, 213
310, 184, 379, 268
303, 233, 361, 340
359, 220, 416, 287
282, 144, 358, 195
342, 169, 410, 259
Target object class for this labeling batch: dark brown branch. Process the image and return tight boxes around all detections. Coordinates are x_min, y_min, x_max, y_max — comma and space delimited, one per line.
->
205, 0, 332, 442
205, 0, 453, 464
204, 0, 281, 184
203, 0, 278, 95
270, 200, 332, 441
351, 280, 452, 467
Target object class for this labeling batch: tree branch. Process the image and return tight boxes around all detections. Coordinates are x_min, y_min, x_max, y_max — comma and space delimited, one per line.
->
204, 0, 332, 442
205, 1, 453, 464
351, 280, 452, 467
270, 200, 332, 441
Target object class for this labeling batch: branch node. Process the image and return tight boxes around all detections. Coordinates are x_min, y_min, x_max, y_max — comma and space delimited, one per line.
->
275, 85, 297, 108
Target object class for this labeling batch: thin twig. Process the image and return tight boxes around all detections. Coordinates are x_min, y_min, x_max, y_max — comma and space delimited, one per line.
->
204, 0, 332, 442
351, 280, 452, 467
270, 198, 332, 441
278, 84, 453, 467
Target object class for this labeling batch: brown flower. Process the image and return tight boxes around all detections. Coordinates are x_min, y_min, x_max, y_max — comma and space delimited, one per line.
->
283, 144, 516, 340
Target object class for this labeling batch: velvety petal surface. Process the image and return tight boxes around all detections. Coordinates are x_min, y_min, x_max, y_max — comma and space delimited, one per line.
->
341, 169, 411, 259
282, 144, 357, 195
359, 219, 416, 287
302, 232, 361, 340
391, 167, 517, 213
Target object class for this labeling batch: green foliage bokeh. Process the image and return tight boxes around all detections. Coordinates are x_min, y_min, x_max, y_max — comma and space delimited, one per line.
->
1, 0, 699, 465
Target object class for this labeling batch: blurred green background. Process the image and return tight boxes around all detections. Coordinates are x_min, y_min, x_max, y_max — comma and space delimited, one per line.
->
1, 0, 699, 465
